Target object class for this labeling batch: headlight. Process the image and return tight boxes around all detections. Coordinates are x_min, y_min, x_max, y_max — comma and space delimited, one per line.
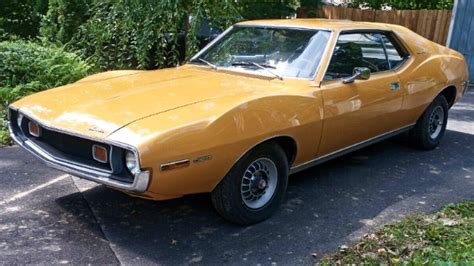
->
125, 151, 140, 175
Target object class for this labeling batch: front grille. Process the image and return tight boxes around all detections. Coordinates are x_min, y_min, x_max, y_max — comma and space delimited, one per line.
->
22, 117, 113, 172
9, 109, 135, 184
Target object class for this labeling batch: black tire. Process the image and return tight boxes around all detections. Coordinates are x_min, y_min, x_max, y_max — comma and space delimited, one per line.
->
409, 95, 449, 150
211, 142, 289, 225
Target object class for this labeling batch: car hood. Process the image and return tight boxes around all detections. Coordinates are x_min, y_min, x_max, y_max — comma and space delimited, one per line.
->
12, 66, 276, 139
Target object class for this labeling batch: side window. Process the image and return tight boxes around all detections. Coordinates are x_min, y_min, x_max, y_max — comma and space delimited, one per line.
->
381, 34, 406, 69
325, 33, 389, 80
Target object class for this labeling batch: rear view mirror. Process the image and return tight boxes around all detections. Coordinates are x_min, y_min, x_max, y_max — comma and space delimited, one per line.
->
343, 67, 371, 84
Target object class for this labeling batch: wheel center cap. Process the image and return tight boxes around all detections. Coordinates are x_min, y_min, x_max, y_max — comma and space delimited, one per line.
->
258, 179, 267, 190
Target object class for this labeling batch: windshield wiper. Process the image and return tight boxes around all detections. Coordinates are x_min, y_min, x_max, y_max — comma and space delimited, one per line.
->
191, 58, 218, 70
231, 61, 283, 80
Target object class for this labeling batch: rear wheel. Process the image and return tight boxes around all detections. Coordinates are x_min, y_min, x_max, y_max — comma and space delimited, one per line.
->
410, 95, 449, 150
211, 143, 288, 225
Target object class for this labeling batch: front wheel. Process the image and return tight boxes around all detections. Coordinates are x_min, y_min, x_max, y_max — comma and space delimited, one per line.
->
211, 143, 289, 225
410, 95, 449, 150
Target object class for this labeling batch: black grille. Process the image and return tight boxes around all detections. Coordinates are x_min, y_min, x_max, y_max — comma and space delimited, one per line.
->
22, 117, 113, 172
8, 110, 135, 183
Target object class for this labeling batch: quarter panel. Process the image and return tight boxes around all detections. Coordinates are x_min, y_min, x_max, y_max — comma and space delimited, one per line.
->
392, 26, 468, 124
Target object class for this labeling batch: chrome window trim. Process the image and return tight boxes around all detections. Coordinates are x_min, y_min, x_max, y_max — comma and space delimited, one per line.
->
290, 124, 415, 174
189, 25, 335, 81
321, 29, 412, 82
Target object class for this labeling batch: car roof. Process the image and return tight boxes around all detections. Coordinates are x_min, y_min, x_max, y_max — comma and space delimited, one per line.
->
236, 19, 395, 31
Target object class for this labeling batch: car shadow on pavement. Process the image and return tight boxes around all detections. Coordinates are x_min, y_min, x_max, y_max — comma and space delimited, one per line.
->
55, 129, 474, 264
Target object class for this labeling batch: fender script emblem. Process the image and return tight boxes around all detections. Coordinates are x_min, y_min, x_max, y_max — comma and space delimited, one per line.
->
89, 127, 105, 133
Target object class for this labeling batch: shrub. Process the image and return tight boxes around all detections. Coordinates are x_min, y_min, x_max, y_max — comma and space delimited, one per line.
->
0, 41, 91, 145
69, 0, 240, 71
237, 0, 300, 19
40, 0, 93, 44
0, 0, 48, 40
0, 40, 92, 106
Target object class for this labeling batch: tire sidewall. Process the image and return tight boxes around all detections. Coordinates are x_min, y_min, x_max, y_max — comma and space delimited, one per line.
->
420, 95, 449, 148
213, 143, 289, 224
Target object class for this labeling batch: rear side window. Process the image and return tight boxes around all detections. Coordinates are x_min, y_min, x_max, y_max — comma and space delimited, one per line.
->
381, 34, 406, 69
325, 32, 408, 80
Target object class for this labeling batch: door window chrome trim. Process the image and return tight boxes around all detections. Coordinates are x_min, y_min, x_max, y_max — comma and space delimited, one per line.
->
321, 29, 411, 82
290, 124, 415, 174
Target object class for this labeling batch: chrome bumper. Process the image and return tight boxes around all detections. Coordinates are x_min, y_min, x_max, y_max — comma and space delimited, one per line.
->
8, 122, 150, 193
464, 80, 471, 96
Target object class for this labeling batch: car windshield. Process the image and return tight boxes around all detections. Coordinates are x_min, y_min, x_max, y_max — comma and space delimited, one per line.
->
191, 26, 331, 79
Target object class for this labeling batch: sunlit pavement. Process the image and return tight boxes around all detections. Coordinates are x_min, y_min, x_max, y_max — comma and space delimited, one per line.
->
1, 89, 473, 264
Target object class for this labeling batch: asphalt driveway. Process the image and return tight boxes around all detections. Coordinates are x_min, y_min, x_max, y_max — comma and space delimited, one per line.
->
1, 90, 473, 264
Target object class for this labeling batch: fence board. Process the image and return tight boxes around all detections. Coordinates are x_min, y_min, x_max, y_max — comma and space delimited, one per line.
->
298, 6, 452, 45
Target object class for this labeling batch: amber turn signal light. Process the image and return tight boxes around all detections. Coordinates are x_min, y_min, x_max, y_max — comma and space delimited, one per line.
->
92, 145, 108, 163
28, 121, 41, 137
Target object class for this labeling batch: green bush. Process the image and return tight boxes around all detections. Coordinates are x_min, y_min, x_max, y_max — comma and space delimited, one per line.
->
69, 0, 240, 71
0, 0, 48, 40
237, 0, 300, 19
40, 0, 93, 44
0, 41, 91, 145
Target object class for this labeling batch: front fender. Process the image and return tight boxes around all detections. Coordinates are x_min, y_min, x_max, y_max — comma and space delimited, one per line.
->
108, 93, 323, 196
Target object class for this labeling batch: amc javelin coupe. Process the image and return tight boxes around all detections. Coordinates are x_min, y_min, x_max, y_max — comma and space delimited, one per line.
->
8, 19, 469, 224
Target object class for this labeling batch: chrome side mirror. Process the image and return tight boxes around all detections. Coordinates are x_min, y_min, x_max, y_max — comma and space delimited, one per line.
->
343, 67, 371, 84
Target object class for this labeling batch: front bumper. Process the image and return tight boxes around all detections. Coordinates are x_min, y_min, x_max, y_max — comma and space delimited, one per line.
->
8, 117, 151, 193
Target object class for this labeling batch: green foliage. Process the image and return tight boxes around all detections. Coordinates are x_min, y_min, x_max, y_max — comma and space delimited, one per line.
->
0, 40, 91, 108
0, 40, 91, 145
69, 0, 240, 71
347, 0, 454, 10
40, 0, 93, 44
0, 0, 48, 40
237, 0, 301, 19
320, 201, 474, 264
300, 0, 322, 8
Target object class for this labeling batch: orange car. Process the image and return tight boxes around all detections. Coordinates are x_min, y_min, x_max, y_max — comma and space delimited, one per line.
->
8, 19, 469, 224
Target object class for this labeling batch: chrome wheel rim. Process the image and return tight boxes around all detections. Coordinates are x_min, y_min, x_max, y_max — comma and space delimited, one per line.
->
428, 106, 444, 139
240, 158, 278, 209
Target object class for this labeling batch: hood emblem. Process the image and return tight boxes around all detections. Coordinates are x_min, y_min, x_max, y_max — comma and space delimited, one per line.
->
89, 127, 105, 134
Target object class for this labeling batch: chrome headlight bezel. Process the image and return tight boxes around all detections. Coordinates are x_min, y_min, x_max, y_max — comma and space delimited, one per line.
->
125, 150, 140, 176
17, 113, 24, 127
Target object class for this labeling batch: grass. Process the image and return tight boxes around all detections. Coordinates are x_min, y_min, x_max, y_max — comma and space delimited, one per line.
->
320, 201, 474, 265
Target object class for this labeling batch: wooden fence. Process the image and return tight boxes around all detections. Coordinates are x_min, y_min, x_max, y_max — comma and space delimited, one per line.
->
298, 6, 452, 45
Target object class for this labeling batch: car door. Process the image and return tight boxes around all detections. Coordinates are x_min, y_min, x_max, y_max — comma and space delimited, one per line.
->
317, 31, 409, 156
